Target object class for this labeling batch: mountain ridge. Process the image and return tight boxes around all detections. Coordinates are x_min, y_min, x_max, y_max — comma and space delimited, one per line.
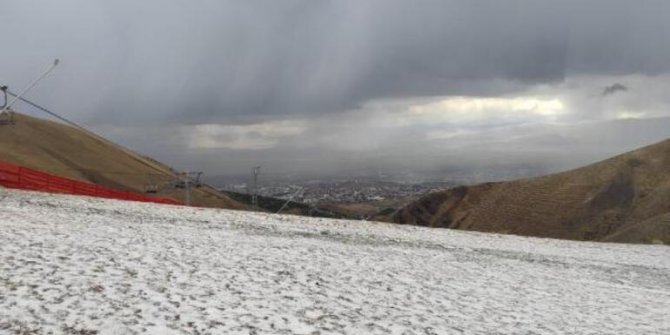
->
0, 112, 246, 209
393, 138, 670, 244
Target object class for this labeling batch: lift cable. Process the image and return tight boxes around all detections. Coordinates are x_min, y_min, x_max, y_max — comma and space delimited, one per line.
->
5, 89, 89, 133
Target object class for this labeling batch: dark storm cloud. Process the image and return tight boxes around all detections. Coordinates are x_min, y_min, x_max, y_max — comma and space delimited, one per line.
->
4, 0, 670, 179
3, 0, 670, 126
602, 83, 628, 97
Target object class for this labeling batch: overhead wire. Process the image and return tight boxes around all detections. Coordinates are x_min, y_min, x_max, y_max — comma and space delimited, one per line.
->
1, 92, 194, 196
6, 89, 90, 133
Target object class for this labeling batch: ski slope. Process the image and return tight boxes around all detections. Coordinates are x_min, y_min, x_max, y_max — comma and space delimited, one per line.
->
0, 189, 669, 334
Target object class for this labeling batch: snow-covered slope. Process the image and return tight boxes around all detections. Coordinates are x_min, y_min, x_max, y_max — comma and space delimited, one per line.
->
1, 190, 669, 334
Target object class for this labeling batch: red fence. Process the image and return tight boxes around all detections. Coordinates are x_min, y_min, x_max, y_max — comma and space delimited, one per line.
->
0, 160, 180, 205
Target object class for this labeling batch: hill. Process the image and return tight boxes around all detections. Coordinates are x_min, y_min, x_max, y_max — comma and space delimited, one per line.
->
394, 139, 670, 244
220, 190, 353, 219
0, 112, 246, 209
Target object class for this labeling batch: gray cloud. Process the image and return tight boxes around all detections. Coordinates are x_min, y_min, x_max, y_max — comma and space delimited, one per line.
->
3, 1, 670, 179
3, 0, 670, 126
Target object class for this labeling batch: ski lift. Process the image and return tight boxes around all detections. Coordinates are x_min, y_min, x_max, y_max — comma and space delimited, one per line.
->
0, 86, 7, 109
1, 59, 60, 126
144, 183, 158, 194
192, 172, 203, 188
0, 86, 13, 125
143, 175, 161, 194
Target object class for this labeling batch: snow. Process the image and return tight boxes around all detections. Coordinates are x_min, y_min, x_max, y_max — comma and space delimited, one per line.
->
1, 189, 669, 335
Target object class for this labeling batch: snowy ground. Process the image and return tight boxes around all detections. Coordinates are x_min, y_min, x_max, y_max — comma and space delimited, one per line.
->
0, 190, 669, 335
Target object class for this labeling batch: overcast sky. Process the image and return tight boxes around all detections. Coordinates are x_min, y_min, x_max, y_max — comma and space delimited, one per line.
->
3, 0, 670, 181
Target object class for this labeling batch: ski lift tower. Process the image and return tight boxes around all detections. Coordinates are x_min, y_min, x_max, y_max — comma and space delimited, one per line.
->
143, 171, 203, 206
0, 86, 7, 109
1, 59, 59, 125
252, 165, 261, 209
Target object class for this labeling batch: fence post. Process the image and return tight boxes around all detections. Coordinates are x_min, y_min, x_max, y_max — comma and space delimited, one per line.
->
17, 167, 22, 188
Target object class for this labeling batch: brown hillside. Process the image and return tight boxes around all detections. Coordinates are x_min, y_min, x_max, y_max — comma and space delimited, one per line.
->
0, 112, 246, 210
394, 139, 670, 244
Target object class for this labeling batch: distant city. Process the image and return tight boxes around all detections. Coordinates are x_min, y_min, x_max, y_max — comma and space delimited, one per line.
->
215, 164, 551, 204
222, 180, 453, 204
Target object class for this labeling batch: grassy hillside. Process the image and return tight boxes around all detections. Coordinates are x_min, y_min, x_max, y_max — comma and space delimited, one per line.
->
394, 139, 670, 244
0, 112, 246, 209
221, 190, 351, 219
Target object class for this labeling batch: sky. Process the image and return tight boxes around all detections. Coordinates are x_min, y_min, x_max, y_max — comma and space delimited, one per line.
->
3, 0, 670, 181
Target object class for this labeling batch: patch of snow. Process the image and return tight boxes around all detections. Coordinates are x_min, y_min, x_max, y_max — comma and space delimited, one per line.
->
0, 189, 669, 334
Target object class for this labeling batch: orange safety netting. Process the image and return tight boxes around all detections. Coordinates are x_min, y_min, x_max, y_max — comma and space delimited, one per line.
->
0, 160, 180, 205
